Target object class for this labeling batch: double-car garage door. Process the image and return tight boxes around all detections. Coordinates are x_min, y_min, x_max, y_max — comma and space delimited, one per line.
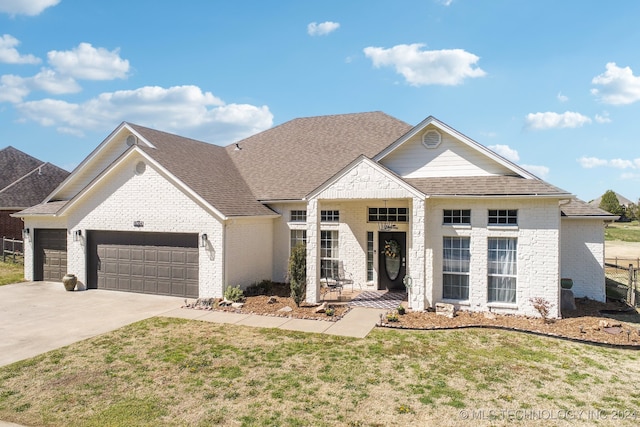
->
34, 230, 199, 298
87, 231, 199, 298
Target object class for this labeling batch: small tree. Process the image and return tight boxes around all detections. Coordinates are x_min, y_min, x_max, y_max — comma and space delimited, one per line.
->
599, 190, 624, 216
288, 244, 307, 307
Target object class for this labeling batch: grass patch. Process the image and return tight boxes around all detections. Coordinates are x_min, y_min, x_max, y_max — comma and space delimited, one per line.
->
0, 260, 23, 286
605, 221, 640, 242
0, 318, 638, 426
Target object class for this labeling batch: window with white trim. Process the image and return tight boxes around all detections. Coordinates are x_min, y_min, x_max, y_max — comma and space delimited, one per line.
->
290, 210, 307, 222
321, 210, 339, 222
320, 230, 339, 279
368, 207, 408, 223
488, 209, 517, 225
443, 209, 471, 225
290, 230, 306, 254
443, 237, 470, 300
488, 237, 517, 303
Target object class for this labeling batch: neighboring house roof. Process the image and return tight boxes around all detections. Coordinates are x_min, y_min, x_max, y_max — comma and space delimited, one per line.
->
226, 112, 413, 201
589, 192, 634, 208
0, 146, 69, 209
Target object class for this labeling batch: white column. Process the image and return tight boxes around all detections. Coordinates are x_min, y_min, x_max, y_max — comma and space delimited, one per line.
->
305, 199, 320, 303
409, 197, 426, 310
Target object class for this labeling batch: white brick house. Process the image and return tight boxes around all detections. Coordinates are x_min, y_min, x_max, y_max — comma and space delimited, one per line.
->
15, 113, 615, 318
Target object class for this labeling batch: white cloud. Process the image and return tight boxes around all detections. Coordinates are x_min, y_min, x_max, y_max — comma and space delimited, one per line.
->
488, 144, 519, 162
591, 62, 640, 105
363, 43, 486, 86
557, 92, 568, 102
524, 111, 592, 130
577, 156, 640, 170
48, 43, 130, 80
16, 85, 273, 143
0, 34, 40, 64
30, 68, 81, 94
0, 74, 28, 102
0, 0, 60, 16
520, 164, 549, 179
595, 112, 612, 123
609, 158, 634, 169
307, 21, 340, 36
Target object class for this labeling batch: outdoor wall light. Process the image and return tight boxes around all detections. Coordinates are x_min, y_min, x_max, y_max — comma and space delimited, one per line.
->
201, 233, 208, 247
22, 228, 29, 239
74, 230, 82, 242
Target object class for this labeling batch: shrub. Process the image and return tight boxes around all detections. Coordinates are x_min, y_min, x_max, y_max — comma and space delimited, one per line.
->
529, 297, 553, 322
397, 305, 406, 315
288, 244, 307, 307
224, 285, 244, 302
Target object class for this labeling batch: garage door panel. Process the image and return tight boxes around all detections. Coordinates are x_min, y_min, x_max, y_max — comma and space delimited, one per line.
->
157, 250, 171, 263
186, 267, 198, 281
157, 265, 171, 280
93, 232, 198, 298
130, 279, 144, 292
143, 280, 157, 294
144, 250, 157, 262
157, 281, 171, 295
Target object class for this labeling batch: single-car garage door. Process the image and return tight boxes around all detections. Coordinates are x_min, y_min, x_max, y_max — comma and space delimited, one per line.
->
87, 231, 199, 298
34, 229, 68, 282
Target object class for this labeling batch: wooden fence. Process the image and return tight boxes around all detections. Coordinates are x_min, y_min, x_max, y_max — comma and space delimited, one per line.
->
604, 257, 639, 307
1, 237, 23, 263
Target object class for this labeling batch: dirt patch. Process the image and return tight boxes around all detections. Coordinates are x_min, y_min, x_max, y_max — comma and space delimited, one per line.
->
383, 298, 640, 347
606, 240, 640, 259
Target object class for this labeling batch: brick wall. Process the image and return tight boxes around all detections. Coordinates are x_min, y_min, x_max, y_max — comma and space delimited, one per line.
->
560, 218, 606, 301
0, 210, 23, 239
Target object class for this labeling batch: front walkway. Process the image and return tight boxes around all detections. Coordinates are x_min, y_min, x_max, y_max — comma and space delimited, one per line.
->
349, 291, 407, 310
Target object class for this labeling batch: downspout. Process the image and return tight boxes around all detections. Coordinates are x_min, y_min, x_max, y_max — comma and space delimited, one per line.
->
222, 219, 227, 297
557, 198, 572, 318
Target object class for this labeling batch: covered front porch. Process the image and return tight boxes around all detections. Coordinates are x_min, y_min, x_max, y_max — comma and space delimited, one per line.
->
303, 157, 427, 310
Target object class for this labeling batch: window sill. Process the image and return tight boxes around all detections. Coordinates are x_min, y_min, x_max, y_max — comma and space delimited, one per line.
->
487, 225, 518, 231
487, 302, 518, 310
442, 224, 471, 229
441, 299, 470, 306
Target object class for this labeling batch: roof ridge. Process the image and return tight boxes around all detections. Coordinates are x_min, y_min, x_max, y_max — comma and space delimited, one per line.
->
0, 161, 46, 194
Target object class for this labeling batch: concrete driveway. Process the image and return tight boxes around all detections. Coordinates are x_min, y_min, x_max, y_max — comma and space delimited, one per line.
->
0, 281, 184, 367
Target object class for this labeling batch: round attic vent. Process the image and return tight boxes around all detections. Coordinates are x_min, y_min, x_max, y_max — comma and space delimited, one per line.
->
135, 161, 146, 175
422, 130, 442, 149
126, 134, 138, 147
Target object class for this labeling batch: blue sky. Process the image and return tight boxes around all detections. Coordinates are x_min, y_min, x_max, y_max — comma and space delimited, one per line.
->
2, 0, 640, 203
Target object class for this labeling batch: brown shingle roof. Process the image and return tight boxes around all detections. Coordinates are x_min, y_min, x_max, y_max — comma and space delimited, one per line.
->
0, 146, 69, 208
14, 200, 68, 216
128, 124, 275, 217
405, 175, 571, 197
226, 112, 412, 200
561, 198, 617, 218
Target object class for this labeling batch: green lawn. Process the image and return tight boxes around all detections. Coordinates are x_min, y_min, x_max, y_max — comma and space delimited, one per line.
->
605, 221, 640, 242
0, 260, 23, 286
1, 318, 639, 426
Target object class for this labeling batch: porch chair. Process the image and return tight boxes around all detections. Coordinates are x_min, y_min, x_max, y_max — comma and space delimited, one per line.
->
336, 261, 356, 291
320, 276, 343, 300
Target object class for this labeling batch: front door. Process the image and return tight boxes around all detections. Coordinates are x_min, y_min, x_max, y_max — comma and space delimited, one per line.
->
378, 232, 406, 291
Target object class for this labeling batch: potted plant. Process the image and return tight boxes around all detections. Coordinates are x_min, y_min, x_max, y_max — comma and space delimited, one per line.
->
397, 304, 406, 315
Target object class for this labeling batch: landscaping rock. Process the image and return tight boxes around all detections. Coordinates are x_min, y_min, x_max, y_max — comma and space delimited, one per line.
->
267, 296, 277, 304
435, 302, 456, 318
278, 306, 293, 313
231, 302, 244, 309
314, 302, 327, 313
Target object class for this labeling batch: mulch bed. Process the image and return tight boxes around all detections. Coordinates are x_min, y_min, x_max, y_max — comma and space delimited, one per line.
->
381, 298, 640, 348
